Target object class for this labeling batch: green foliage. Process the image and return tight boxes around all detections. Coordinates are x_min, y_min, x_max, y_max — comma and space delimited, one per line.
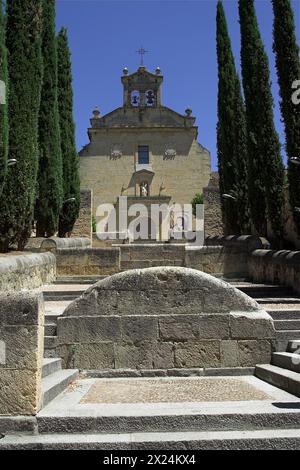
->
239, 0, 284, 240
0, 0, 43, 252
191, 193, 204, 217
57, 27, 80, 237
0, 0, 8, 195
216, 1, 250, 235
272, 0, 300, 235
35, 0, 63, 237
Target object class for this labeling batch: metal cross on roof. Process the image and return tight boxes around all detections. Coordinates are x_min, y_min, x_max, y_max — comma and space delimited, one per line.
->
136, 47, 148, 66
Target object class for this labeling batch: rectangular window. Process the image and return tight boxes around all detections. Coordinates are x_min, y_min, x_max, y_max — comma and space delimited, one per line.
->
138, 146, 149, 164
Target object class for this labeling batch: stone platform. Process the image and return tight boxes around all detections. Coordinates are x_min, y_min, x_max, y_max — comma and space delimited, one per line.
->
57, 267, 275, 371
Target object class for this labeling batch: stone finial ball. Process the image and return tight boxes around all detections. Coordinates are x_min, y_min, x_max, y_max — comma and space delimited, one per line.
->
92, 107, 101, 118
185, 107, 192, 116
155, 66, 161, 75
123, 67, 129, 75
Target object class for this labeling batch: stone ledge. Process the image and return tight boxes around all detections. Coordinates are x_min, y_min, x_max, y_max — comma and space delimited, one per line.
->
0, 252, 56, 291
40, 237, 91, 252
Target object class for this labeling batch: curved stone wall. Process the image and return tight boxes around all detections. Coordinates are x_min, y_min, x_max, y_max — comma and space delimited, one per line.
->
0, 252, 56, 291
58, 267, 275, 371
40, 237, 91, 252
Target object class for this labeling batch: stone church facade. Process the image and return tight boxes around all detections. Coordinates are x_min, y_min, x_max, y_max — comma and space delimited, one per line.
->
79, 65, 211, 239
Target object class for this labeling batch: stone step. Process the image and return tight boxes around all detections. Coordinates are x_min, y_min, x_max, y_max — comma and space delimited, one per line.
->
40, 369, 79, 409
44, 349, 59, 359
45, 314, 63, 324
43, 293, 83, 302
42, 358, 62, 378
272, 352, 300, 373
268, 310, 300, 320
288, 340, 300, 353
255, 363, 300, 397
45, 323, 57, 336
276, 330, 300, 342
44, 336, 58, 350
2, 428, 300, 450
274, 319, 300, 331
37, 403, 300, 435
54, 276, 107, 285
258, 298, 300, 305
236, 286, 294, 298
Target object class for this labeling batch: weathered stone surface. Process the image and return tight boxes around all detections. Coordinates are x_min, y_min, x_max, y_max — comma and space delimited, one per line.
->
159, 315, 200, 342
58, 267, 275, 371
0, 325, 43, 369
121, 316, 158, 343
0, 253, 55, 292
174, 341, 221, 368
0, 369, 41, 415
40, 237, 91, 252
59, 342, 114, 370
57, 316, 122, 343
249, 249, 300, 295
198, 315, 230, 339
230, 312, 275, 339
114, 342, 154, 370
238, 340, 273, 367
72, 188, 92, 240
221, 340, 239, 368
0, 292, 44, 415
56, 247, 120, 276
153, 343, 174, 369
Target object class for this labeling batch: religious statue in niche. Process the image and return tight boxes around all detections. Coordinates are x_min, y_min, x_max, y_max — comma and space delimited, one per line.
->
111, 144, 122, 159
145, 90, 155, 106
164, 142, 176, 159
140, 181, 149, 197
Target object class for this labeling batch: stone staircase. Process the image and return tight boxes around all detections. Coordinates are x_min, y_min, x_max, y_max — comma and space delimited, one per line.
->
40, 358, 78, 409
2, 398, 300, 449
231, 282, 300, 351
41, 277, 300, 405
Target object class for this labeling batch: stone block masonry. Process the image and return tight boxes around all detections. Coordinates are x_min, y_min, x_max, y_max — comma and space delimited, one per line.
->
0, 292, 44, 415
0, 252, 56, 291
72, 188, 92, 240
55, 247, 120, 276
249, 249, 300, 294
57, 267, 275, 371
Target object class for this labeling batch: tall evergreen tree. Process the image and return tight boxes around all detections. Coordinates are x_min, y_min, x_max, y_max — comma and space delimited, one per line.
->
239, 0, 284, 241
35, 0, 63, 237
216, 1, 249, 235
0, 0, 43, 252
57, 27, 80, 237
0, 0, 8, 195
272, 0, 300, 235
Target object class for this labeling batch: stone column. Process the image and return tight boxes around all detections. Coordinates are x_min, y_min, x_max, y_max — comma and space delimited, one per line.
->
0, 292, 44, 415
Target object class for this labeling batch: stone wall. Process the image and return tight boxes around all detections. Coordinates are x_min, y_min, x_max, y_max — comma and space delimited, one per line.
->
72, 188, 92, 239
0, 292, 44, 415
40, 237, 91, 253
249, 249, 300, 294
80, 128, 211, 219
203, 186, 223, 237
55, 247, 120, 276
0, 252, 56, 291
119, 244, 186, 271
57, 267, 275, 371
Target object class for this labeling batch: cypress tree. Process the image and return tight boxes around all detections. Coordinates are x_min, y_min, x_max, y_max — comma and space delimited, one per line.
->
0, 0, 43, 252
35, 0, 63, 237
239, 0, 284, 241
57, 27, 80, 237
272, 0, 300, 235
216, 1, 249, 235
0, 0, 8, 195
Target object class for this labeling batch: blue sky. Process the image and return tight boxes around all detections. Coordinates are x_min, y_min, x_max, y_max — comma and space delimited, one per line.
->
56, 0, 300, 171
